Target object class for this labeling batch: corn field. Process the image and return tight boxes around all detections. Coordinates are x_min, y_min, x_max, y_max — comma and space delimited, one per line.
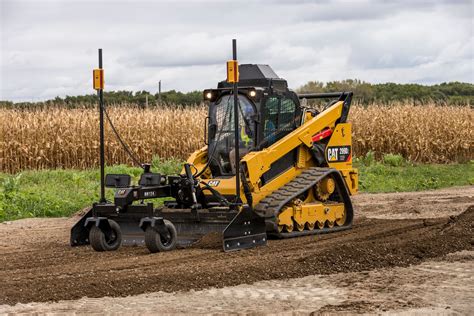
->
350, 104, 473, 163
1, 103, 472, 173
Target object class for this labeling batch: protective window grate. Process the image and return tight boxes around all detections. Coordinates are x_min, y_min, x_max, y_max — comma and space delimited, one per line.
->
262, 97, 299, 147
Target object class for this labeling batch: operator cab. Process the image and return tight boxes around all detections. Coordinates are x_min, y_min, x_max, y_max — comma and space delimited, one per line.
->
203, 64, 302, 177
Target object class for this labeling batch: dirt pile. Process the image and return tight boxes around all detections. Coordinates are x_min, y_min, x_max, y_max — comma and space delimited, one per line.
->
191, 232, 222, 249
299, 207, 473, 274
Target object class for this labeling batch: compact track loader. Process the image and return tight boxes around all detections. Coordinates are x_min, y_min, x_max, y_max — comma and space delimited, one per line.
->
71, 45, 358, 253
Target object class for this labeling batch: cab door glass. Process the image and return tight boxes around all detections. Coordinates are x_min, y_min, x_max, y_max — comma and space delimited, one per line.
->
208, 94, 256, 175
236, 96, 256, 148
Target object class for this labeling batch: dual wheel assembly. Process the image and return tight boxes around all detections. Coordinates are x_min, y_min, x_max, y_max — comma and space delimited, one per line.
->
88, 219, 177, 253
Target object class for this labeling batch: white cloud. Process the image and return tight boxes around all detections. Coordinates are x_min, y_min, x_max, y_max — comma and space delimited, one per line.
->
0, 0, 472, 101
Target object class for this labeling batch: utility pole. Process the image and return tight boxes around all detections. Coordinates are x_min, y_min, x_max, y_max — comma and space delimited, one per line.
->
158, 80, 162, 104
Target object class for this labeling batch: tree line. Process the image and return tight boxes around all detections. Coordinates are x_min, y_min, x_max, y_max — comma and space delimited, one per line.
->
0, 90, 203, 109
297, 80, 473, 106
1, 80, 472, 109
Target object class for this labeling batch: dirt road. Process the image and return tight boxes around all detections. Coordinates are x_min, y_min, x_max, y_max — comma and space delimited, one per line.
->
0, 186, 473, 314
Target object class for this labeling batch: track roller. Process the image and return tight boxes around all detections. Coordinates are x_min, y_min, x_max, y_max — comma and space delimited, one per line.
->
296, 222, 305, 231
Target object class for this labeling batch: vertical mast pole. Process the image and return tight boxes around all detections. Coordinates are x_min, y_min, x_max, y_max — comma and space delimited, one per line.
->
98, 49, 106, 203
232, 39, 240, 203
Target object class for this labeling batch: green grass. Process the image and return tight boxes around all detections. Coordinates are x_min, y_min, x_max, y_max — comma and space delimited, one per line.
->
0, 155, 472, 222
357, 160, 474, 193
0, 157, 182, 222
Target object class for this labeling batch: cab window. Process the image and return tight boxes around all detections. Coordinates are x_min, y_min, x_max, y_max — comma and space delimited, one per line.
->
262, 96, 298, 147
279, 98, 297, 131
263, 97, 279, 144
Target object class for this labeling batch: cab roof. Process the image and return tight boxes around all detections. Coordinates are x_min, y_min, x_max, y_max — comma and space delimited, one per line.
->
217, 64, 288, 92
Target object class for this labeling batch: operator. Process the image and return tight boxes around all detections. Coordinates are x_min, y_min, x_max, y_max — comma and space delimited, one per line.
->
230, 98, 255, 173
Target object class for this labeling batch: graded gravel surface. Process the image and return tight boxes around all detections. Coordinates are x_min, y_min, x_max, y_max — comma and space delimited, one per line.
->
0, 186, 473, 314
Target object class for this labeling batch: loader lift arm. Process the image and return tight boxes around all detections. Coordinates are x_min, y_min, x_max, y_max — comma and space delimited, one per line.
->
241, 92, 353, 199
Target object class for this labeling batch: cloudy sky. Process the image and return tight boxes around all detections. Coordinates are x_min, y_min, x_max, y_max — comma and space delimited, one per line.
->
1, 0, 473, 102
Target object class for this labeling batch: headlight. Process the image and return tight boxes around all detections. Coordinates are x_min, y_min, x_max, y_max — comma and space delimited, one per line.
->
203, 90, 215, 101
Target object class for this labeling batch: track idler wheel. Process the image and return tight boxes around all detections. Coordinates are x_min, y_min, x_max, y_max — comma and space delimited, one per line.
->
145, 219, 177, 253
336, 210, 347, 226
89, 219, 122, 252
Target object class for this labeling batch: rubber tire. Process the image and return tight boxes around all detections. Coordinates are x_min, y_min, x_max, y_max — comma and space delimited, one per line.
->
89, 219, 122, 252
145, 219, 177, 253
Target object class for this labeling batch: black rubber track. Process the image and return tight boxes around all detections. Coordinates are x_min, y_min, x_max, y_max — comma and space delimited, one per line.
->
254, 167, 354, 238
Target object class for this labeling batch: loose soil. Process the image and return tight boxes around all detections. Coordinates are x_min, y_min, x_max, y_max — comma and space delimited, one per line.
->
0, 186, 473, 313
3, 251, 472, 314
